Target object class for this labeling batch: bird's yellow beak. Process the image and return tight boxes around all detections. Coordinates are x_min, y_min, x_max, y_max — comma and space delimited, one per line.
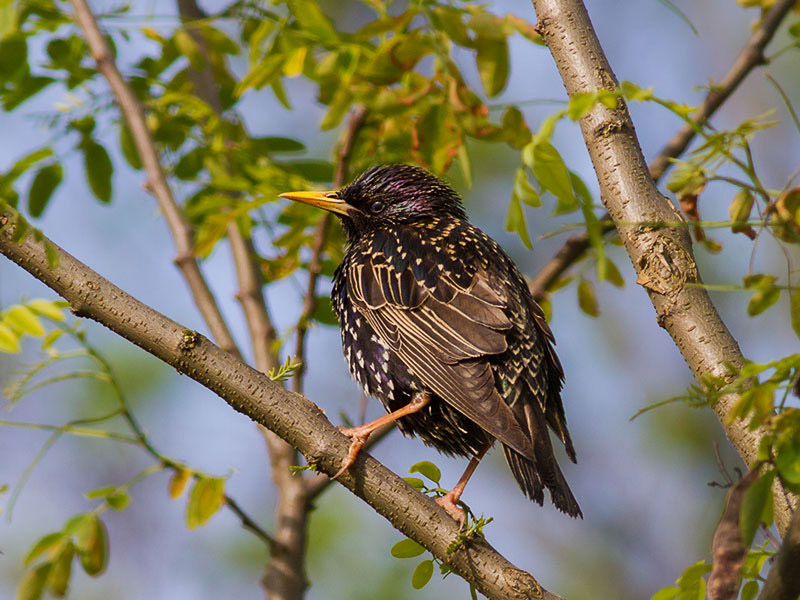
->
278, 190, 357, 217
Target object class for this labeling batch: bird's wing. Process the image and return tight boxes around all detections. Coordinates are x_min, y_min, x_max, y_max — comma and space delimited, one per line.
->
346, 240, 534, 460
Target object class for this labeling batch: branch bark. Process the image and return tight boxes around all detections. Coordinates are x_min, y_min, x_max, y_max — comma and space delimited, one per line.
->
0, 215, 566, 600
527, 0, 797, 302
68, 0, 239, 358
528, 0, 795, 531
758, 505, 800, 600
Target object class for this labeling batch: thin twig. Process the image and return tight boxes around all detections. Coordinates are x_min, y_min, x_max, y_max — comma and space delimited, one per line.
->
68, 0, 240, 358
292, 107, 369, 394
527, 0, 796, 301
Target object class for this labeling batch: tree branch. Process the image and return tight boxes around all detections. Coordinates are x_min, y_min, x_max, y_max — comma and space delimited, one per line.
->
67, 0, 239, 358
292, 107, 369, 394
0, 215, 566, 600
528, 0, 795, 531
758, 505, 800, 600
527, 0, 796, 302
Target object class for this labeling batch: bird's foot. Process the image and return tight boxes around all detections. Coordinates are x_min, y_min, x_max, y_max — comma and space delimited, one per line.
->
331, 425, 371, 480
435, 492, 465, 528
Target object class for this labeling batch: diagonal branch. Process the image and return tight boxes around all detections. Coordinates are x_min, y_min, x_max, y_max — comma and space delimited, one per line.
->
528, 0, 795, 532
292, 107, 369, 394
0, 215, 566, 600
528, 0, 797, 301
67, 0, 239, 358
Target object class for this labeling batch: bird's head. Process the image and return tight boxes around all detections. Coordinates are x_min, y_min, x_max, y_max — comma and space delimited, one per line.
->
279, 164, 467, 241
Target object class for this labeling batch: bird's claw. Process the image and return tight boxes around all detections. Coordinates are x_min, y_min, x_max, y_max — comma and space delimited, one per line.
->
332, 426, 370, 480
435, 493, 466, 528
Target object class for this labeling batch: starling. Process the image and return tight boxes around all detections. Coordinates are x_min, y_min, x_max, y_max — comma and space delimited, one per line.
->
280, 164, 581, 519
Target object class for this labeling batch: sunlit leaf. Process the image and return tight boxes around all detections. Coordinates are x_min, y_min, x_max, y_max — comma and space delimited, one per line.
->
475, 37, 509, 97
168, 468, 192, 499
73, 514, 108, 576
740, 470, 774, 547
412, 559, 434, 589
577, 279, 599, 317
27, 299, 64, 322
23, 532, 63, 566
186, 476, 225, 529
0, 322, 20, 353
28, 164, 62, 218
16, 563, 50, 600
82, 141, 112, 203
390, 538, 426, 558
46, 541, 74, 597
408, 460, 441, 484
4, 304, 45, 336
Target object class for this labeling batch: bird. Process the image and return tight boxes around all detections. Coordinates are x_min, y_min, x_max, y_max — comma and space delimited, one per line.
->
280, 164, 581, 521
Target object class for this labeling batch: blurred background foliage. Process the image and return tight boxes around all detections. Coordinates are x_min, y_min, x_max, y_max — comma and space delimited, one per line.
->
1, 0, 800, 598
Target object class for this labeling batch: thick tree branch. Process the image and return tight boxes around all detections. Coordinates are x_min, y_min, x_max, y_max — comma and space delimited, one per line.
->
758, 506, 800, 600
292, 107, 368, 394
0, 216, 565, 600
67, 0, 239, 357
528, 0, 796, 302
528, 0, 795, 531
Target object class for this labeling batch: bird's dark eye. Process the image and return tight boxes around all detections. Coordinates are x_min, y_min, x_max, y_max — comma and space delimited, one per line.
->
369, 200, 385, 214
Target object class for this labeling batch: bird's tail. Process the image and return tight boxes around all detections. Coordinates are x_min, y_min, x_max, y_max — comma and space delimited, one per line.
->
501, 399, 582, 518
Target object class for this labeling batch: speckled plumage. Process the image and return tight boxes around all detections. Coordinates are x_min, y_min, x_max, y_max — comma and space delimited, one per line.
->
330, 164, 581, 517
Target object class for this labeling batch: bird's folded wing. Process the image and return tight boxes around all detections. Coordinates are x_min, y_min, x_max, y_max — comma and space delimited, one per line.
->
347, 257, 535, 459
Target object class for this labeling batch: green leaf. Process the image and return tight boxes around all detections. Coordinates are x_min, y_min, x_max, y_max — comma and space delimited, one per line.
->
16, 563, 50, 600
740, 470, 775, 547
411, 559, 434, 589
320, 88, 351, 131
174, 29, 203, 70
577, 279, 600, 317
567, 92, 598, 121
513, 168, 540, 207
791, 290, 800, 340
311, 296, 338, 326
186, 476, 225, 529
620, 80, 654, 102
106, 491, 131, 511
119, 123, 142, 170
175, 147, 205, 180
28, 164, 62, 218
1, 147, 52, 186
46, 542, 74, 597
286, 0, 338, 44
402, 477, 425, 490
0, 322, 20, 353
4, 304, 45, 336
776, 435, 800, 485
527, 141, 578, 214
408, 461, 441, 484
23, 532, 63, 566
73, 514, 108, 576
747, 286, 780, 316
602, 257, 625, 288
27, 299, 65, 321
0, 34, 26, 81
650, 586, 679, 600
505, 194, 532, 249
740, 581, 759, 600
82, 141, 113, 203
252, 137, 305, 154
390, 538, 426, 559
282, 160, 334, 183
85, 486, 116, 500
475, 37, 509, 97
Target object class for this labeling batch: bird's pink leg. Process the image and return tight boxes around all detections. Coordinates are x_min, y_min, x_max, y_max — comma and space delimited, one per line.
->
333, 392, 431, 480
435, 442, 491, 526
